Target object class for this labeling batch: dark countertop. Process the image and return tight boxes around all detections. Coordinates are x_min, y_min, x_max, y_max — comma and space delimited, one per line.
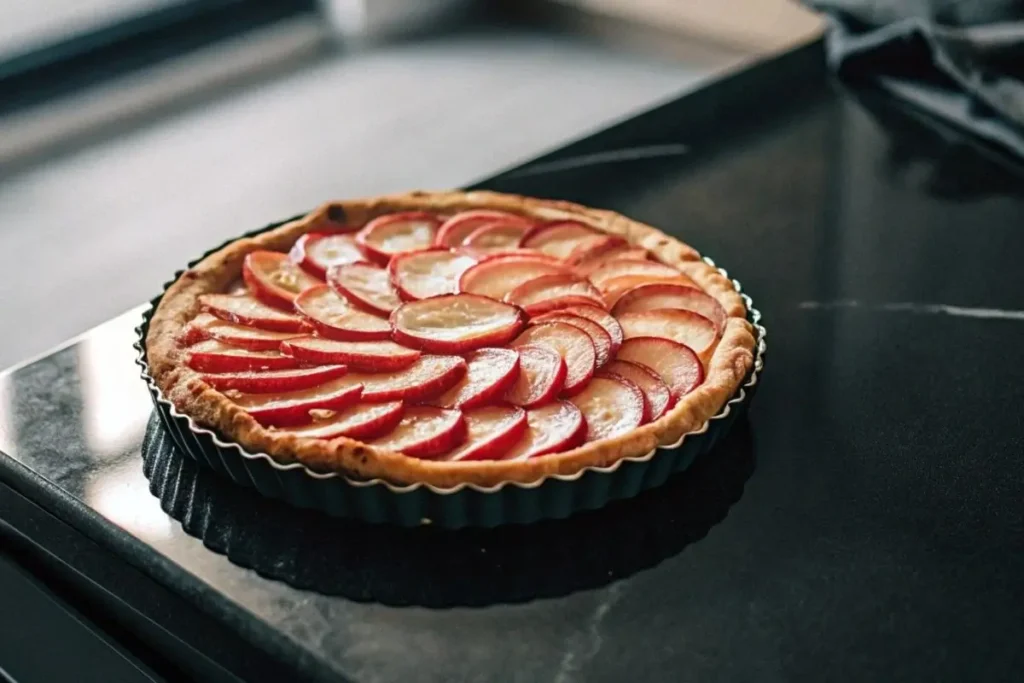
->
1, 43, 1022, 682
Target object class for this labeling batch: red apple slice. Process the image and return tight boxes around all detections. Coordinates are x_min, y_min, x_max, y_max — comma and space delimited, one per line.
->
503, 345, 566, 408
530, 312, 612, 368
431, 347, 520, 410
280, 337, 420, 371
521, 295, 608, 317
327, 263, 401, 317
573, 243, 646, 273
611, 283, 727, 332
184, 313, 304, 351
602, 359, 673, 422
289, 233, 368, 279
356, 211, 439, 265
465, 248, 562, 264
521, 220, 598, 258
242, 251, 322, 310
294, 285, 391, 340
616, 337, 703, 398
505, 273, 604, 309
387, 248, 477, 301
510, 322, 595, 396
462, 221, 531, 253
566, 235, 627, 263
199, 293, 310, 333
556, 305, 623, 355
568, 374, 645, 442
370, 406, 466, 459
588, 259, 690, 290
341, 355, 466, 402
435, 210, 533, 247
600, 274, 699, 307
443, 405, 528, 461
186, 340, 300, 372
235, 378, 363, 426
617, 309, 718, 362
390, 294, 526, 354
458, 256, 568, 300
276, 401, 404, 440
501, 401, 586, 460
201, 364, 349, 393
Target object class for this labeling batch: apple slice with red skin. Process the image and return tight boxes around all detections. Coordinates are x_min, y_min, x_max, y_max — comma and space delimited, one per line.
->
505, 273, 604, 309
183, 313, 304, 351
602, 359, 673, 422
370, 406, 466, 459
600, 274, 699, 307
186, 340, 300, 372
294, 285, 391, 341
611, 283, 727, 332
431, 347, 520, 410
199, 293, 310, 333
521, 220, 598, 258
387, 248, 477, 301
435, 210, 533, 247
503, 345, 566, 408
616, 337, 703, 399
235, 378, 363, 426
280, 337, 420, 371
242, 251, 322, 310
289, 233, 368, 279
458, 256, 568, 300
276, 401, 404, 440
463, 248, 562, 265
339, 355, 466, 402
443, 405, 528, 461
356, 211, 439, 265
530, 312, 612, 367
566, 235, 627, 264
327, 263, 402, 317
510, 322, 595, 396
462, 221, 531, 253
201, 364, 349, 393
555, 305, 623, 356
572, 243, 647, 273
501, 401, 587, 460
588, 259, 690, 290
390, 294, 526, 354
522, 295, 607, 317
568, 374, 645, 442
617, 309, 718, 363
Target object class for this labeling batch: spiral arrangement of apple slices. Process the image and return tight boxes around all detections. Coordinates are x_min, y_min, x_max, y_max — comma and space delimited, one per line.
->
180, 210, 728, 462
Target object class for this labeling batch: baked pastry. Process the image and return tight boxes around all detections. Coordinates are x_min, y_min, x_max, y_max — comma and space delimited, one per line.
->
145, 191, 756, 488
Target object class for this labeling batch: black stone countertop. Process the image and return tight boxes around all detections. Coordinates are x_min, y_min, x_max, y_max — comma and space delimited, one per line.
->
1, 43, 1022, 682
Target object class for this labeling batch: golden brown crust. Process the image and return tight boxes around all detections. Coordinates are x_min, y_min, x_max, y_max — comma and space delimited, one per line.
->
146, 190, 756, 488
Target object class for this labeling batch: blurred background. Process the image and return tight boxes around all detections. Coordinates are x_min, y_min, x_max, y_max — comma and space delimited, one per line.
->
0, 0, 820, 369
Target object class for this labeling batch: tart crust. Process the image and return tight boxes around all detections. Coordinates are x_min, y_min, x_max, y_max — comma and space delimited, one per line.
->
145, 190, 756, 487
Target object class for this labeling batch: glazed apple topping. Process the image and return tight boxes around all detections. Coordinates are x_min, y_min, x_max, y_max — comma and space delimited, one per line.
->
180, 207, 738, 462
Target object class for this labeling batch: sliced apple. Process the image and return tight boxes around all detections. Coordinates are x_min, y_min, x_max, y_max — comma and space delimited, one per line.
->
501, 401, 586, 460
566, 235, 627, 263
443, 405, 528, 461
465, 248, 562, 264
293, 285, 391, 341
289, 233, 368, 279
431, 347, 519, 410
568, 374, 645, 442
611, 283, 727, 332
521, 295, 608, 317
617, 309, 718, 362
201, 364, 349, 393
503, 345, 566, 408
602, 359, 673, 422
276, 401, 404, 440
573, 244, 647, 273
186, 340, 300, 373
235, 378, 363, 426
327, 263, 401, 317
616, 337, 703, 398
390, 294, 526, 354
588, 259, 690, 290
387, 248, 477, 301
505, 273, 604, 309
184, 313, 304, 351
530, 312, 612, 368
341, 355, 466, 402
556, 305, 623, 355
280, 337, 420, 371
600, 274, 699, 307
462, 221, 531, 253
355, 211, 439, 265
242, 250, 322, 310
435, 209, 533, 247
370, 406, 466, 459
458, 256, 568, 300
199, 293, 310, 333
511, 322, 595, 396
521, 220, 598, 258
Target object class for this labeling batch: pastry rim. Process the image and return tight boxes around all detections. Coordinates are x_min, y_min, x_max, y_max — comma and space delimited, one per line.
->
143, 190, 758, 489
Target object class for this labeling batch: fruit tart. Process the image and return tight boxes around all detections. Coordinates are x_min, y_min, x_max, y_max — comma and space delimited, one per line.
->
144, 191, 757, 489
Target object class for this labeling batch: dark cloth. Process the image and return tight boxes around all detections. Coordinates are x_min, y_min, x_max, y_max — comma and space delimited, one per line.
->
805, 0, 1024, 157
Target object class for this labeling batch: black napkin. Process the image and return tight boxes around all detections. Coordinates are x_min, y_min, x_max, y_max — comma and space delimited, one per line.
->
804, 0, 1024, 157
